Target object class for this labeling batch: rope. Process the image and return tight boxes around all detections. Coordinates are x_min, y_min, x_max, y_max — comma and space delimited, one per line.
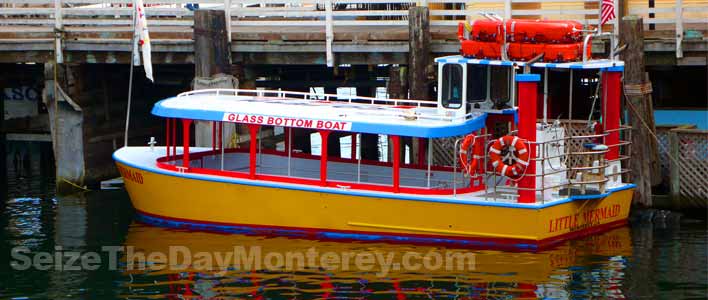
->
624, 82, 653, 96
587, 71, 602, 125
59, 177, 90, 191
623, 92, 681, 167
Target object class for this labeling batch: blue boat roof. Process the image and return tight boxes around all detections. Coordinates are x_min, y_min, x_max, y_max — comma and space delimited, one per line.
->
151, 89, 497, 138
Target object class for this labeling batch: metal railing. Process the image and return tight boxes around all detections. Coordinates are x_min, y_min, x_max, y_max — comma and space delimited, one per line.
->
448, 124, 632, 203
176, 88, 486, 123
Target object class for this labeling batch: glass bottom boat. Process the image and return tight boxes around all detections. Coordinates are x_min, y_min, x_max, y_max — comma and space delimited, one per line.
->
114, 53, 634, 250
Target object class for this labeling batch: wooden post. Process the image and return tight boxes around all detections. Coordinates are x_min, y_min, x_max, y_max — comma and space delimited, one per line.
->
194, 10, 231, 78
668, 129, 681, 210
0, 87, 5, 208
194, 10, 233, 147
620, 16, 660, 206
675, 0, 684, 58
408, 6, 430, 101
388, 66, 401, 99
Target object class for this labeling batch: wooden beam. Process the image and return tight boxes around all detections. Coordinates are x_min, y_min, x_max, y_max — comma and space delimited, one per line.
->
620, 16, 660, 207
194, 9, 231, 77
408, 6, 430, 100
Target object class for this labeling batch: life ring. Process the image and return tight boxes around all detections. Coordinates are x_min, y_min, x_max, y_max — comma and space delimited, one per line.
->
459, 134, 484, 176
488, 135, 529, 179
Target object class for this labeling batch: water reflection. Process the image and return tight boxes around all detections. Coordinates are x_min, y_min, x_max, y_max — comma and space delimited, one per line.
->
119, 224, 633, 299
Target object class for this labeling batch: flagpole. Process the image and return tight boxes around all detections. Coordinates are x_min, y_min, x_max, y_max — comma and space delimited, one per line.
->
124, 2, 137, 148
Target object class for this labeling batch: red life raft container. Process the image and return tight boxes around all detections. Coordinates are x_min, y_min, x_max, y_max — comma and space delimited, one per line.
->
469, 19, 503, 42
507, 42, 591, 62
460, 41, 592, 62
460, 40, 502, 59
467, 19, 584, 43
507, 19, 584, 43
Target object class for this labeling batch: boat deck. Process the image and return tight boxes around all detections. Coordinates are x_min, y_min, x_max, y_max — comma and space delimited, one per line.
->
115, 147, 634, 208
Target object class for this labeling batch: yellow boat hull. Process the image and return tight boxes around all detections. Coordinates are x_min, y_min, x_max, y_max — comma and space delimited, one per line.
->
116, 155, 633, 250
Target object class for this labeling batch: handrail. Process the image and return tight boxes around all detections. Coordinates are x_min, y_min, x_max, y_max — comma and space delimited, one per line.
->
174, 88, 490, 124
583, 31, 614, 63
177, 88, 437, 108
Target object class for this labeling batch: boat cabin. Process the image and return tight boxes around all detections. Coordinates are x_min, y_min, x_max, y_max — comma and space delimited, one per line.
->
150, 34, 631, 205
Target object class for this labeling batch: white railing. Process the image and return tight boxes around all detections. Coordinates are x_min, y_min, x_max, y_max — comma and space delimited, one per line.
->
0, 0, 705, 60
176, 88, 480, 123
177, 88, 438, 107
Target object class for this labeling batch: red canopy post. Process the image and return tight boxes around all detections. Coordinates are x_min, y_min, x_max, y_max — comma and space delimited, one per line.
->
392, 135, 401, 192
182, 119, 192, 169
166, 118, 171, 158
516, 74, 539, 204
248, 124, 260, 179
602, 68, 622, 160
172, 118, 176, 160
319, 130, 331, 186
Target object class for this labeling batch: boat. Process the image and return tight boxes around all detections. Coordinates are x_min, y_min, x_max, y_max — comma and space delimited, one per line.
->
113, 18, 633, 251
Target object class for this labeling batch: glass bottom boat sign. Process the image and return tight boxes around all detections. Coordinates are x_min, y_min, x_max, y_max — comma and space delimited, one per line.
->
223, 113, 352, 131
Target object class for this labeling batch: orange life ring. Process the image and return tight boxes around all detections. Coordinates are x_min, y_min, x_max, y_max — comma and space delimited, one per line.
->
488, 135, 529, 179
459, 134, 485, 176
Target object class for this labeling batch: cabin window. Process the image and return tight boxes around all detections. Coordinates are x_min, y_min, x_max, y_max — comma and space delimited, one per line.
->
490, 66, 511, 105
466, 64, 487, 103
441, 64, 463, 109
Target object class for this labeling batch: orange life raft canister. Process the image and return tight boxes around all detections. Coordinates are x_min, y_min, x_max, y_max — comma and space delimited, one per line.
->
468, 19, 584, 43
488, 135, 529, 179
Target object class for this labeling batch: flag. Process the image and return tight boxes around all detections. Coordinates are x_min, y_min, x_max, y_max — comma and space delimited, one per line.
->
134, 0, 154, 82
600, 0, 616, 26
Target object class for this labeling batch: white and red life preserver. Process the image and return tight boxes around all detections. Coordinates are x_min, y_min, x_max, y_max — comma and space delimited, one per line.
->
488, 135, 529, 179
459, 134, 485, 176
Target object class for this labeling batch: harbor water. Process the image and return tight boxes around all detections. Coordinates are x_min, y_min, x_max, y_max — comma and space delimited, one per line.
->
1, 141, 706, 299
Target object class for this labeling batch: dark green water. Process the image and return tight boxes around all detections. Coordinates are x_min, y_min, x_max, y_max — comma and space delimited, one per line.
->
1, 141, 707, 300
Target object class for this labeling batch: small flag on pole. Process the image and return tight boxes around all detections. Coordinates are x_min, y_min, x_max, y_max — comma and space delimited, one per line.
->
600, 0, 616, 26
134, 0, 154, 82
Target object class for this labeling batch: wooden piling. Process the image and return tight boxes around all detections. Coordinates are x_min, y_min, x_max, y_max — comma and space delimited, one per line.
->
408, 6, 430, 101
620, 16, 660, 206
194, 10, 231, 78
193, 10, 235, 147
44, 62, 86, 194
0, 86, 5, 208
408, 8, 432, 165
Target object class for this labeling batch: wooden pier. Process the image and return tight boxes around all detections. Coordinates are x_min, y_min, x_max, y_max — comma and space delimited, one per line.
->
0, 0, 706, 65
